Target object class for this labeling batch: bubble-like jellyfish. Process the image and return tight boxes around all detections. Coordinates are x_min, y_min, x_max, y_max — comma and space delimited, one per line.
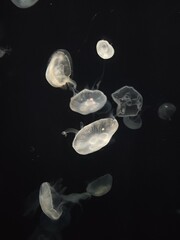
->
86, 174, 113, 197
10, 0, 39, 8
69, 89, 107, 115
123, 114, 142, 130
45, 49, 77, 90
0, 46, 11, 58
111, 86, 143, 117
158, 102, 176, 121
96, 40, 114, 59
62, 117, 119, 155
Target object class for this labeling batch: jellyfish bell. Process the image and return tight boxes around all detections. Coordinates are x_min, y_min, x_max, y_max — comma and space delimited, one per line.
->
111, 86, 143, 117
62, 117, 119, 155
123, 114, 142, 130
96, 40, 114, 59
45, 49, 77, 90
157, 102, 176, 121
86, 174, 113, 197
10, 0, 39, 8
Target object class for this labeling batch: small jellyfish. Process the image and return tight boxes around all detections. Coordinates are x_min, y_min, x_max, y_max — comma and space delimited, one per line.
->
45, 49, 77, 90
96, 40, 114, 59
86, 174, 113, 197
111, 86, 143, 117
10, 0, 39, 8
0, 46, 11, 58
69, 89, 107, 115
158, 102, 176, 121
62, 117, 119, 155
123, 114, 142, 130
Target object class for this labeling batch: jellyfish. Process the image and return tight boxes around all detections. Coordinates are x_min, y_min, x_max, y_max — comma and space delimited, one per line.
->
157, 102, 176, 121
111, 86, 143, 117
45, 49, 77, 90
86, 174, 113, 197
0, 46, 11, 58
96, 40, 114, 59
62, 117, 119, 155
69, 89, 107, 115
123, 114, 142, 130
10, 0, 39, 8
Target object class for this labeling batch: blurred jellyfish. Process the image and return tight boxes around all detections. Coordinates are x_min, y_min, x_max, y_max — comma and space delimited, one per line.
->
62, 117, 119, 155
123, 114, 142, 130
0, 46, 11, 58
45, 49, 77, 90
96, 40, 114, 59
69, 89, 107, 115
157, 102, 176, 121
10, 0, 39, 8
86, 174, 113, 197
111, 86, 143, 117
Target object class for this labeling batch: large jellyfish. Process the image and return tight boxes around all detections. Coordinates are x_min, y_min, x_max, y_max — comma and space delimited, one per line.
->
86, 174, 113, 197
62, 117, 119, 155
10, 0, 39, 8
157, 102, 176, 121
69, 89, 107, 115
123, 114, 142, 130
45, 49, 77, 90
111, 86, 143, 117
96, 40, 114, 59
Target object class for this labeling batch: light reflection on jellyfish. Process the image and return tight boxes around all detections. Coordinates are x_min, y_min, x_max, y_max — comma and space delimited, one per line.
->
111, 86, 143, 117
45, 49, 77, 90
96, 40, 114, 59
123, 114, 142, 130
10, 0, 39, 8
62, 117, 119, 155
157, 102, 176, 121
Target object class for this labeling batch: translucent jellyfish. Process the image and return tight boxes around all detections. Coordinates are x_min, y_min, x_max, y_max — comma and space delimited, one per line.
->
10, 0, 39, 8
62, 117, 119, 155
96, 40, 114, 59
86, 174, 113, 197
45, 49, 77, 90
123, 114, 142, 130
69, 89, 107, 115
157, 102, 176, 121
0, 47, 11, 58
111, 86, 143, 117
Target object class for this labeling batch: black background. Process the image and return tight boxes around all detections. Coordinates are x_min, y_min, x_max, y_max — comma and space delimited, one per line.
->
1, 0, 180, 239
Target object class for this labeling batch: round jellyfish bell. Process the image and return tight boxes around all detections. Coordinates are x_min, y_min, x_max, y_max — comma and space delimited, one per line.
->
62, 117, 119, 155
96, 40, 114, 59
45, 49, 77, 90
123, 114, 142, 130
69, 89, 107, 115
86, 174, 113, 197
111, 86, 143, 117
10, 0, 39, 8
157, 102, 176, 121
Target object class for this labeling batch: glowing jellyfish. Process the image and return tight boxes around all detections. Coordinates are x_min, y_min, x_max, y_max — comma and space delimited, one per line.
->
62, 117, 119, 155
69, 89, 107, 115
123, 114, 142, 130
86, 174, 113, 197
111, 86, 143, 117
10, 0, 39, 8
158, 102, 176, 121
96, 40, 114, 59
0, 47, 11, 58
45, 49, 77, 90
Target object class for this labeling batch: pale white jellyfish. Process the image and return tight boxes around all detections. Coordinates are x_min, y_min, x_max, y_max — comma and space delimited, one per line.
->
86, 174, 113, 197
62, 117, 119, 155
123, 114, 142, 130
69, 89, 107, 115
96, 40, 114, 59
10, 0, 39, 8
157, 102, 176, 121
0, 47, 11, 58
111, 86, 143, 117
45, 49, 77, 90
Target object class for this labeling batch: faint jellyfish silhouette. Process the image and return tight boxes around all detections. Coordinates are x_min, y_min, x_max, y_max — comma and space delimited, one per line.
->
0, 46, 11, 58
62, 117, 119, 155
10, 0, 39, 8
45, 49, 77, 90
123, 114, 142, 130
86, 174, 113, 197
157, 102, 176, 121
69, 89, 107, 115
96, 40, 114, 59
111, 86, 143, 117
